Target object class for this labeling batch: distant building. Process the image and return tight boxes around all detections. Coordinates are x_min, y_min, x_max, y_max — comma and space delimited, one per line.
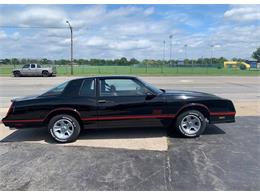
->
245, 59, 258, 69
177, 60, 184, 65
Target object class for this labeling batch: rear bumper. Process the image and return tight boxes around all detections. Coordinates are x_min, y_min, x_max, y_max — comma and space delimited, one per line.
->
1, 117, 44, 128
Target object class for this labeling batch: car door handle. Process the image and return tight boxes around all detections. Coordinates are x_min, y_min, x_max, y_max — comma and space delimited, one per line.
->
98, 100, 107, 103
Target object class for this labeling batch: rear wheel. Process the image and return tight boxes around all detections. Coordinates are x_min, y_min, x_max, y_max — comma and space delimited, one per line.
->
175, 110, 206, 137
48, 114, 81, 143
42, 71, 49, 77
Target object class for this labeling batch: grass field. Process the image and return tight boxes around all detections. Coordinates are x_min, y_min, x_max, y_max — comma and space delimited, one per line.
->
0, 65, 259, 76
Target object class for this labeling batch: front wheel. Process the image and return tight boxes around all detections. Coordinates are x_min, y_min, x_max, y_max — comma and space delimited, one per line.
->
175, 110, 207, 137
48, 114, 81, 143
13, 71, 21, 77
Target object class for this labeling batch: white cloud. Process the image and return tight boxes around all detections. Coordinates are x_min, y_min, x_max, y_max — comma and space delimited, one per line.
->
0, 31, 7, 40
10, 32, 20, 40
144, 7, 155, 16
0, 6, 67, 27
0, 5, 259, 60
108, 39, 152, 50
20, 8, 66, 26
85, 36, 107, 47
224, 5, 260, 22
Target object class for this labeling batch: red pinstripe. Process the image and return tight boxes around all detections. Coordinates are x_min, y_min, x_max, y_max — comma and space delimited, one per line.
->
2, 119, 44, 123
2, 112, 235, 123
82, 114, 176, 121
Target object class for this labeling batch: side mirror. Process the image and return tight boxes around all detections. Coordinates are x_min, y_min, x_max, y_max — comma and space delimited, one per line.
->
145, 92, 156, 100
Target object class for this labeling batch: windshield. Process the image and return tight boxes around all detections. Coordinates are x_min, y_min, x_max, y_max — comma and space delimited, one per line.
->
41, 81, 69, 96
139, 79, 162, 94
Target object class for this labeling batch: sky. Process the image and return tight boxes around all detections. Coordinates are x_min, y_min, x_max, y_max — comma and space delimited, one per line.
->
0, 4, 259, 60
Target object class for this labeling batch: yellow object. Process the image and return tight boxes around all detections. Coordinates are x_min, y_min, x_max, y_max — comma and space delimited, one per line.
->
224, 61, 251, 69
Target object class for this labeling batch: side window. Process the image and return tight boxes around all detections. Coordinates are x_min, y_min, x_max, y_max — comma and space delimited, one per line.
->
99, 79, 146, 97
31, 64, 35, 68
23, 64, 30, 68
79, 79, 95, 97
37, 64, 41, 68
42, 81, 69, 96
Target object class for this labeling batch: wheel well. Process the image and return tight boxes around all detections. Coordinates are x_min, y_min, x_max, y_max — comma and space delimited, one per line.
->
42, 70, 48, 73
44, 110, 83, 128
176, 105, 210, 121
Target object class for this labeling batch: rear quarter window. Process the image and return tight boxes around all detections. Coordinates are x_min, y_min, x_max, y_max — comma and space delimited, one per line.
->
63, 79, 84, 97
79, 79, 95, 97
42, 81, 69, 96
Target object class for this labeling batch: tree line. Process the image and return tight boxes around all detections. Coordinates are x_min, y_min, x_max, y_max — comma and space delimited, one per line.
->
1, 46, 259, 66
0, 57, 230, 66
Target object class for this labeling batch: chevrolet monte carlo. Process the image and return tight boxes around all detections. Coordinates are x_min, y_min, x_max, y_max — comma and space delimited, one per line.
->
2, 76, 236, 143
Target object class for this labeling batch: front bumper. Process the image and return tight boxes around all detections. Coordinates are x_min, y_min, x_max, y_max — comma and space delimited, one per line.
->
209, 112, 236, 124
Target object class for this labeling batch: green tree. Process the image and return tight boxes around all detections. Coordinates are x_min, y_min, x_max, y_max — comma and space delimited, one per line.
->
129, 58, 139, 65
41, 58, 51, 64
2, 58, 11, 64
11, 58, 19, 65
252, 47, 260, 61
118, 57, 128, 66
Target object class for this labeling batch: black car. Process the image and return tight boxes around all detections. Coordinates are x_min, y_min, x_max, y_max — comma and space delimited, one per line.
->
2, 76, 236, 143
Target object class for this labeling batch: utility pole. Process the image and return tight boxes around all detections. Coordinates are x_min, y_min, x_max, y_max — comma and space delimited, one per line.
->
169, 35, 173, 66
162, 40, 166, 73
184, 44, 187, 60
66, 21, 73, 75
163, 40, 166, 61
184, 44, 188, 67
210, 44, 214, 65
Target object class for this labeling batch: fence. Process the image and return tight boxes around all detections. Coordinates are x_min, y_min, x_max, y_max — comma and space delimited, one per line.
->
0, 64, 259, 76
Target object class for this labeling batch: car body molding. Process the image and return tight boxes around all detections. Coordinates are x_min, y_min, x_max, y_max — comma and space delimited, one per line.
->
82, 114, 176, 121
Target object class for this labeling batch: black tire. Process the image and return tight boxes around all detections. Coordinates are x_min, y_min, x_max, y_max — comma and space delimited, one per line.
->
175, 110, 206, 138
48, 114, 81, 143
42, 71, 49, 77
13, 71, 21, 77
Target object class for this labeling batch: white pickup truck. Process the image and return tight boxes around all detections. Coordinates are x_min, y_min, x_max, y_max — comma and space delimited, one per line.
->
12, 64, 56, 77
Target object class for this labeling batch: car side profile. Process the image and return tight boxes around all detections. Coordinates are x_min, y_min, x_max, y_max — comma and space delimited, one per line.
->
2, 76, 236, 143
12, 63, 56, 77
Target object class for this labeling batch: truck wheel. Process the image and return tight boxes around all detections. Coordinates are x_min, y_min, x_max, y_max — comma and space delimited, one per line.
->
42, 71, 49, 77
13, 71, 21, 77
175, 110, 207, 137
48, 114, 81, 143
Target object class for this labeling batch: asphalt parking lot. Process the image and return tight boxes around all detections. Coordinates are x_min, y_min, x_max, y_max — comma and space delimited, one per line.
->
0, 76, 259, 190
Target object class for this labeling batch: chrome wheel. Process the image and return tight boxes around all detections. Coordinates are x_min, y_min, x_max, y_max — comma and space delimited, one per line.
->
180, 114, 201, 135
53, 118, 74, 140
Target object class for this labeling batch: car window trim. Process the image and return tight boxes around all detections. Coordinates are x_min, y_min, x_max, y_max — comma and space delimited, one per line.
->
97, 78, 152, 98
78, 78, 96, 98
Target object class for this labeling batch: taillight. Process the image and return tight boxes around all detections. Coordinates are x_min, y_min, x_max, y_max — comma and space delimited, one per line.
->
6, 102, 14, 116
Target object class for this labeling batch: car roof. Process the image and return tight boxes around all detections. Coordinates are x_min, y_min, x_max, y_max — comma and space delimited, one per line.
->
70, 75, 138, 82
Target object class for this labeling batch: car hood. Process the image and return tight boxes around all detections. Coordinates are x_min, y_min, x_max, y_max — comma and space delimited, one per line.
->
162, 90, 222, 100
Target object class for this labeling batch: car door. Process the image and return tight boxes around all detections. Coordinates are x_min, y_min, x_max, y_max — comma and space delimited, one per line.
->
21, 64, 30, 76
30, 64, 37, 76
72, 78, 98, 129
96, 78, 166, 128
